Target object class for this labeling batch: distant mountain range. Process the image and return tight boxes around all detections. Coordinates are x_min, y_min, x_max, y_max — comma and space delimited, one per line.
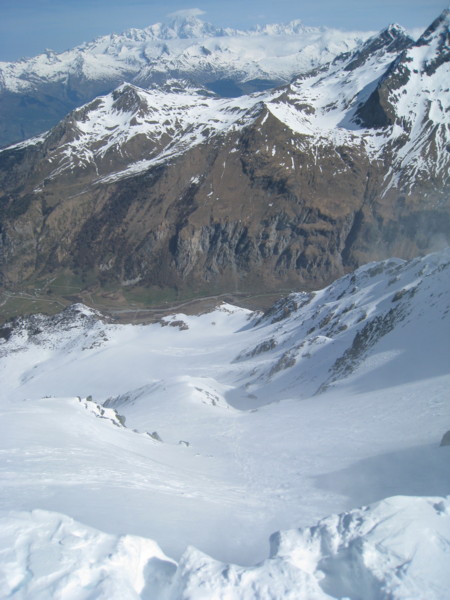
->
0, 9, 448, 316
0, 16, 375, 147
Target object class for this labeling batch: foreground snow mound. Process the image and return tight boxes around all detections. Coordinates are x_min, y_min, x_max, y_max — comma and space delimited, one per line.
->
270, 495, 450, 600
0, 509, 176, 600
165, 496, 450, 600
2, 496, 450, 599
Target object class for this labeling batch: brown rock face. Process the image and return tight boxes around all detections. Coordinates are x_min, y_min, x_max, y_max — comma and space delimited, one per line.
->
0, 14, 449, 306
1, 105, 448, 301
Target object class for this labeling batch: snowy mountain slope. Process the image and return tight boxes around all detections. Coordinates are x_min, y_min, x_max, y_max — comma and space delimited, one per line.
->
356, 7, 450, 194
1, 249, 449, 579
3, 250, 449, 408
233, 247, 450, 402
0, 11, 448, 300
0, 15, 373, 147
1, 23, 416, 184
2, 495, 450, 599
262, 13, 449, 197
21, 82, 262, 183
266, 23, 413, 139
0, 16, 370, 95
2, 16, 445, 188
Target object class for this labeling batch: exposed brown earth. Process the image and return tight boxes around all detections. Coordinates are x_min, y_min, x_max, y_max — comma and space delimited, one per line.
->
0, 14, 449, 320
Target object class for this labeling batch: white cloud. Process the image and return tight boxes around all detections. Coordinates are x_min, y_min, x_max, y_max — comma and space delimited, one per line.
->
167, 8, 206, 19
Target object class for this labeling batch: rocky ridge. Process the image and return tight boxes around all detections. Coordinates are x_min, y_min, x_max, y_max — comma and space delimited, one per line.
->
2, 248, 449, 404
0, 16, 372, 147
0, 10, 449, 313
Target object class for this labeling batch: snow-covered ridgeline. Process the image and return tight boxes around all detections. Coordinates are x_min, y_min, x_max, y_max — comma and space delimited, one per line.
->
0, 17, 373, 94
2, 494, 450, 599
4, 15, 447, 191
40, 83, 263, 181
380, 13, 450, 192
267, 24, 411, 139
267, 12, 450, 189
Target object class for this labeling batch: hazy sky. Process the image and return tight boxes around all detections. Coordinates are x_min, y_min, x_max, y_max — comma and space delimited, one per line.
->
0, 0, 447, 61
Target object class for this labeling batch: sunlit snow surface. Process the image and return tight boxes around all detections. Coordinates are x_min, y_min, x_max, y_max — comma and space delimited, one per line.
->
7, 17, 448, 198
0, 19, 371, 95
0, 250, 449, 598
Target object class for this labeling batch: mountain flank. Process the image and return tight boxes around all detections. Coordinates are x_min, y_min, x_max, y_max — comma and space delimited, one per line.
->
0, 16, 372, 148
0, 10, 449, 320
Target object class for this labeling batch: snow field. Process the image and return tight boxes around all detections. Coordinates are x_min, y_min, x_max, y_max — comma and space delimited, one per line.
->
0, 250, 449, 597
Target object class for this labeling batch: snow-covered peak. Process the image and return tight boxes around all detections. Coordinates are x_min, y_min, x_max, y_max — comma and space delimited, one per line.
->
0, 14, 376, 146
26, 81, 262, 181
3, 8, 446, 191
110, 82, 149, 113
372, 21, 412, 46
416, 6, 450, 46
118, 15, 229, 41
411, 6, 449, 74
0, 17, 373, 95
381, 22, 409, 37
263, 21, 412, 147
254, 19, 308, 35
2, 5, 447, 198
95, 17, 324, 43
342, 22, 413, 72
348, 8, 449, 192
165, 15, 226, 39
